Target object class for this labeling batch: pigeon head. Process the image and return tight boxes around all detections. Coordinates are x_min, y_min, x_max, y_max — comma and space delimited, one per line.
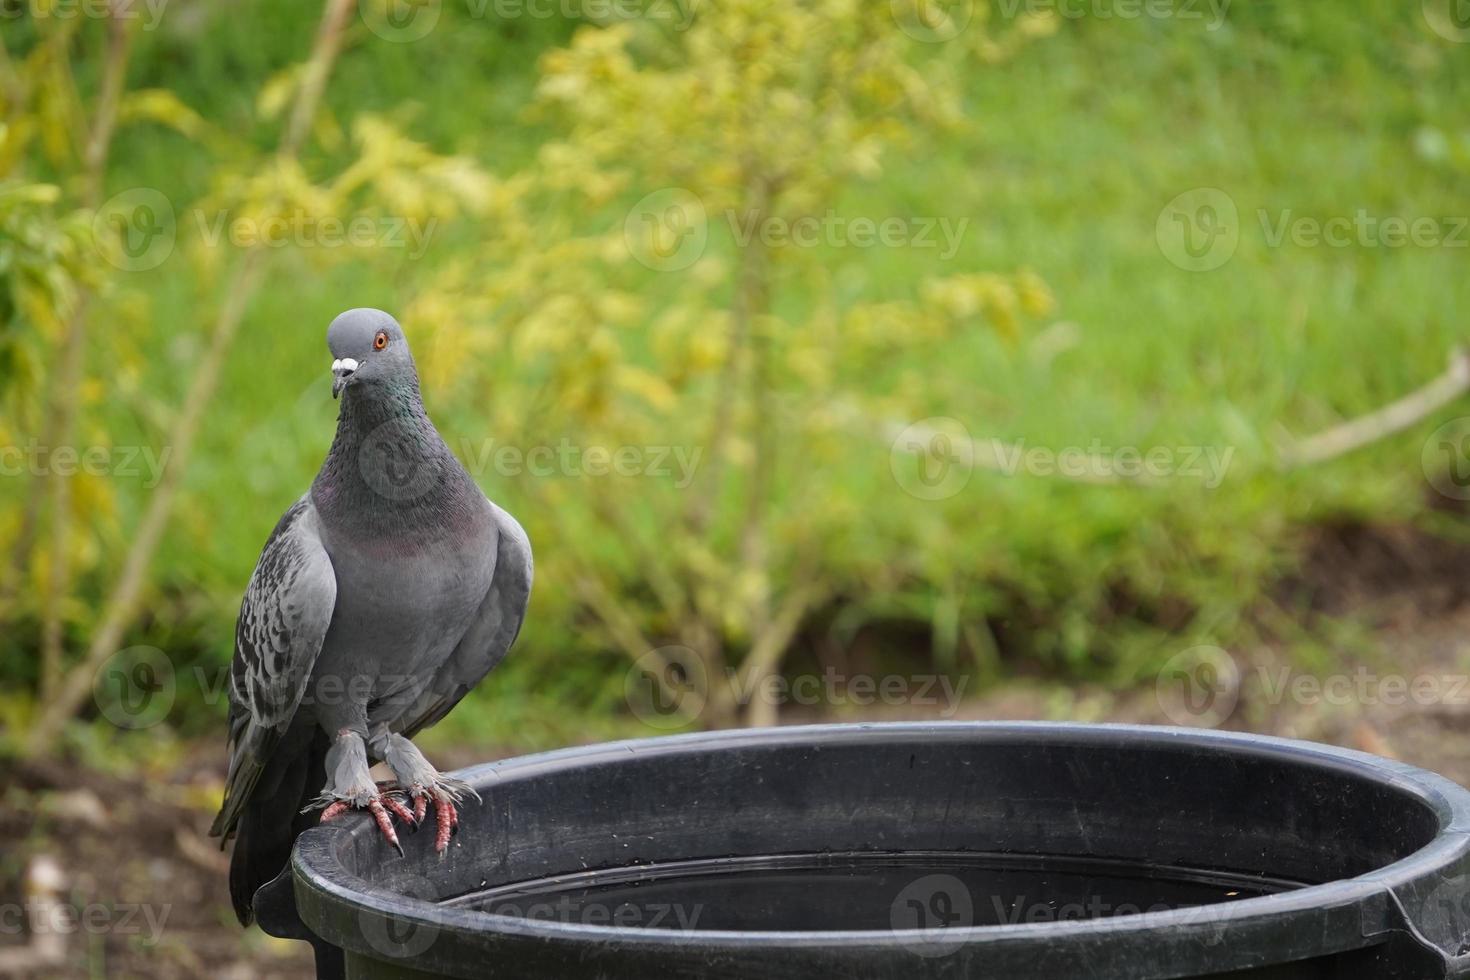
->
327, 308, 416, 400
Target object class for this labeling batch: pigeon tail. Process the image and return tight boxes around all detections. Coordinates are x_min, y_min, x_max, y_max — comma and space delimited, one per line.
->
228, 730, 329, 925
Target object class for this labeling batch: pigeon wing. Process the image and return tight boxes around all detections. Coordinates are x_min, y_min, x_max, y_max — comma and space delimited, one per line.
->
398, 502, 532, 737
210, 496, 337, 841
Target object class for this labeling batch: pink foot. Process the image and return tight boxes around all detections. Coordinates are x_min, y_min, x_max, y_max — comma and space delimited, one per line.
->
320, 792, 416, 854
405, 786, 461, 853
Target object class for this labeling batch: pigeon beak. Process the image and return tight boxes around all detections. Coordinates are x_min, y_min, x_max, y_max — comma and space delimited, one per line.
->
331, 358, 358, 399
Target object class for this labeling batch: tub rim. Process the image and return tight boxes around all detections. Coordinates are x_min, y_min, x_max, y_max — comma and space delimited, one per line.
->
290, 722, 1470, 970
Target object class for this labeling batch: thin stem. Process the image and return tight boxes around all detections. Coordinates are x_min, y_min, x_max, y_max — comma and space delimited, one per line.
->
39, 9, 134, 704
24, 0, 356, 756
682, 173, 770, 535
1280, 349, 1470, 467
739, 575, 822, 728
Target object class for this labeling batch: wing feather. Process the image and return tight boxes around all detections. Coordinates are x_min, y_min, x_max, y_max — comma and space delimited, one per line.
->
209, 496, 337, 841
397, 502, 532, 737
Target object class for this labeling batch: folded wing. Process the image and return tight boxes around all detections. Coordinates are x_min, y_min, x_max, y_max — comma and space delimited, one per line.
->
397, 502, 533, 737
210, 496, 338, 842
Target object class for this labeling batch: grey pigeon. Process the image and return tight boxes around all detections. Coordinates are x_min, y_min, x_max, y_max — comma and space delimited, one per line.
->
208, 308, 532, 925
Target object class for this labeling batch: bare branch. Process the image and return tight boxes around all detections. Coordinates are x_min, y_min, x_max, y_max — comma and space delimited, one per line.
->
683, 175, 771, 534
1279, 348, 1470, 468
39, 9, 136, 706
0, 28, 27, 111
739, 575, 824, 728
587, 493, 688, 627
573, 573, 660, 667
881, 416, 1158, 486
0, 858, 68, 974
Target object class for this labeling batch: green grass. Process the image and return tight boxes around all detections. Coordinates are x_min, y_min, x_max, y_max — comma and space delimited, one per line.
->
26, 0, 1470, 749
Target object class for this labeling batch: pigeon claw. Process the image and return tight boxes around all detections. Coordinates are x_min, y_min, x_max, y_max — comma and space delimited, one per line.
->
368, 799, 404, 855
382, 795, 417, 827
433, 792, 457, 854
403, 785, 460, 854
320, 800, 351, 823
318, 792, 411, 855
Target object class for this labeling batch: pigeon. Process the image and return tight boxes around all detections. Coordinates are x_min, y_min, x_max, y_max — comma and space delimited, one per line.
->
208, 308, 532, 926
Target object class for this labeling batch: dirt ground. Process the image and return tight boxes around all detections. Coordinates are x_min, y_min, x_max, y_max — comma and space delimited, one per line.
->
3, 522, 1470, 978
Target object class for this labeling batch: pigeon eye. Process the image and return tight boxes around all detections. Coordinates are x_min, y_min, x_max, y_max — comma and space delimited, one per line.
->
373, 331, 389, 351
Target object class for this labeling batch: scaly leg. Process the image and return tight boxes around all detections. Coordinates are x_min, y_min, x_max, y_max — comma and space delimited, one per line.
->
307, 730, 415, 852
372, 728, 478, 853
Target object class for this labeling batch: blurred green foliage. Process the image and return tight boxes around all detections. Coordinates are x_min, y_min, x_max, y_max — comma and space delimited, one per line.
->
1, 0, 1468, 753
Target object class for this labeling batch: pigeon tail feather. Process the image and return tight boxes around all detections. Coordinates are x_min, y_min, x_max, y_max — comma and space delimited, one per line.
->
228, 730, 329, 925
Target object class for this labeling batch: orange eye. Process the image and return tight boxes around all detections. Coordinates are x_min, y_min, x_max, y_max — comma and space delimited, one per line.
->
373, 331, 388, 351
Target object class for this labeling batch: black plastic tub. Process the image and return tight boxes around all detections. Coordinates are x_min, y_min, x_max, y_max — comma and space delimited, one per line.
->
259, 723, 1470, 978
